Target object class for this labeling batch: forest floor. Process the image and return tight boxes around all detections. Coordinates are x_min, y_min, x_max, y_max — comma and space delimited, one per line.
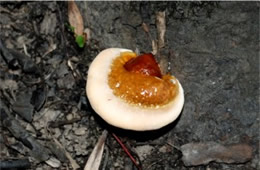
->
0, 1, 259, 170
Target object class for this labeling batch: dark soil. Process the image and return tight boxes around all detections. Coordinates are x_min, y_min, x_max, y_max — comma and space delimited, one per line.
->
0, 1, 259, 170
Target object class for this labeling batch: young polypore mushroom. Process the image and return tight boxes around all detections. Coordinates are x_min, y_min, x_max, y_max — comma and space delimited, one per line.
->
86, 48, 184, 131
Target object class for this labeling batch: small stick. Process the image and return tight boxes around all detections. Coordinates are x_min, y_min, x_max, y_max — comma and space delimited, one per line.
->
111, 133, 142, 170
49, 117, 82, 128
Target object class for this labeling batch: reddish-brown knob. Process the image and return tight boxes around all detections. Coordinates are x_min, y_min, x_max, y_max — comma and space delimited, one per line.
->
124, 53, 162, 78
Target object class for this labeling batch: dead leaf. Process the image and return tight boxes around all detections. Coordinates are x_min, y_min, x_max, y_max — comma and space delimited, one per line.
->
158, 57, 168, 75
156, 11, 166, 49
142, 22, 149, 33
152, 40, 158, 55
68, 0, 84, 36
84, 28, 91, 44
142, 22, 153, 54
84, 130, 108, 170
53, 138, 80, 170
181, 142, 253, 166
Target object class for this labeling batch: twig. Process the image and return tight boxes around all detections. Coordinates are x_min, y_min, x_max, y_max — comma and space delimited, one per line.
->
166, 141, 181, 151
23, 44, 29, 57
112, 133, 142, 170
49, 117, 82, 128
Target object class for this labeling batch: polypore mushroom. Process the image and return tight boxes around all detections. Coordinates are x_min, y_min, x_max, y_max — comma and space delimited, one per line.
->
86, 48, 184, 131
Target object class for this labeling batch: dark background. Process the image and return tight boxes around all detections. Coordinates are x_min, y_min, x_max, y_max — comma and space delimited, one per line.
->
0, 1, 259, 169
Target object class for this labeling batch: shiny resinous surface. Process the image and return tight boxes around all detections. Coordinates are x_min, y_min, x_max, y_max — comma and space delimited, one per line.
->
108, 52, 178, 107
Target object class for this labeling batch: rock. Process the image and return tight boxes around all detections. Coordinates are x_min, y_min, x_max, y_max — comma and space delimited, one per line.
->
134, 145, 153, 161
66, 114, 74, 121
53, 128, 61, 138
25, 123, 37, 135
34, 109, 61, 129
40, 11, 57, 35
45, 157, 61, 168
57, 73, 75, 89
47, 54, 63, 67
74, 127, 87, 136
159, 145, 167, 153
56, 61, 69, 78
0, 79, 18, 91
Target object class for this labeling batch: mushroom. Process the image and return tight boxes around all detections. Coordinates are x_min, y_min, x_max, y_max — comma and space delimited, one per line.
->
86, 48, 184, 131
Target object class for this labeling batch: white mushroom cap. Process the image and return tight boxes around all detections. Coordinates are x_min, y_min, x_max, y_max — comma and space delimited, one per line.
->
86, 48, 184, 131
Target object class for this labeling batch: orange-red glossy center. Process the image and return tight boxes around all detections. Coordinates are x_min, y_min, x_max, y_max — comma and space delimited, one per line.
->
124, 53, 162, 78
108, 52, 178, 107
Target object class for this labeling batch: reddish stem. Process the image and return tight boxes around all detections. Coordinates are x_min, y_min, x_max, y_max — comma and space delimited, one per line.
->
112, 133, 142, 170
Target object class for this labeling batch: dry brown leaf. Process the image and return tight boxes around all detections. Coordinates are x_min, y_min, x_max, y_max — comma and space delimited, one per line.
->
68, 0, 84, 36
152, 40, 158, 55
159, 57, 169, 75
53, 138, 80, 170
156, 11, 166, 49
181, 142, 253, 166
84, 130, 108, 170
142, 22, 149, 33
